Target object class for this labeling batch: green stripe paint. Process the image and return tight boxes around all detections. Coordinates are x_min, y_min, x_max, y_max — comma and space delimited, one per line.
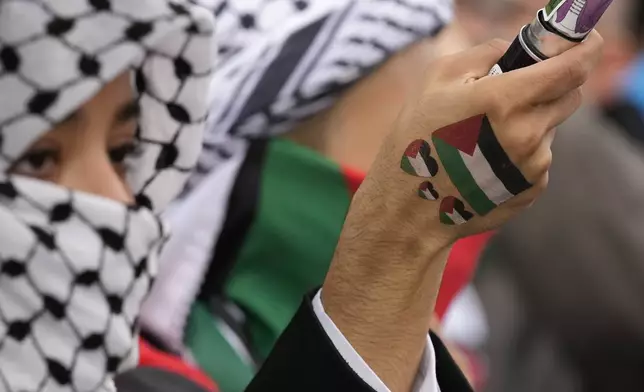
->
433, 137, 497, 215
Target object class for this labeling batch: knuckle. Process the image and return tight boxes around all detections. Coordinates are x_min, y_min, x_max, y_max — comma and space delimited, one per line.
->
532, 173, 550, 194
565, 58, 590, 87
510, 128, 541, 159
431, 56, 450, 72
534, 149, 553, 175
485, 39, 511, 56
569, 87, 584, 109
586, 30, 605, 56
428, 57, 453, 80
515, 174, 549, 208
521, 149, 552, 185
596, 33, 606, 54
487, 90, 514, 120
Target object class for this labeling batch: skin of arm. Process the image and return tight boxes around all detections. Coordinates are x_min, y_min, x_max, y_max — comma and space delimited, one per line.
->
287, 34, 477, 384
321, 32, 604, 391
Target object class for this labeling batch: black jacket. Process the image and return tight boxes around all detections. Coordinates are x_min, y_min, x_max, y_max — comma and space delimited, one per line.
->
117, 295, 472, 392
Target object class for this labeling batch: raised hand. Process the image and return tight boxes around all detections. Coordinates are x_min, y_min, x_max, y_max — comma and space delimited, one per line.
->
323, 32, 603, 391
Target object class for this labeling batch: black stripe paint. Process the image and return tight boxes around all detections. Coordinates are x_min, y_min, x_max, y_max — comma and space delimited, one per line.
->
477, 116, 532, 195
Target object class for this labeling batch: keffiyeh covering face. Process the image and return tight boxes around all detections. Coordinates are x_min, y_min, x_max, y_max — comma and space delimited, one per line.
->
0, 1, 214, 391
142, 0, 453, 359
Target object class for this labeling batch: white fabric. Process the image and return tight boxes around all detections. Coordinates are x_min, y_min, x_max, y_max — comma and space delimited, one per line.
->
313, 290, 441, 392
140, 141, 247, 352
442, 284, 489, 350
0, 177, 165, 392
0, 1, 215, 390
187, 0, 454, 192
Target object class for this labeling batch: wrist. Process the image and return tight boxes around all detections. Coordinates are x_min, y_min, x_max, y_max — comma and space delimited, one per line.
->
350, 170, 458, 249
322, 234, 452, 390
325, 172, 456, 286
320, 165, 459, 390
322, 231, 453, 326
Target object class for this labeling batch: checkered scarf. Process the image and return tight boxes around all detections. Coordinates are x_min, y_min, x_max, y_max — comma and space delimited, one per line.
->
0, 1, 214, 391
185, 0, 453, 193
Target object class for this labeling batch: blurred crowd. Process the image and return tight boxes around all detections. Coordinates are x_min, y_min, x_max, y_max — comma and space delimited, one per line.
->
1, 0, 643, 391
442, 1, 644, 391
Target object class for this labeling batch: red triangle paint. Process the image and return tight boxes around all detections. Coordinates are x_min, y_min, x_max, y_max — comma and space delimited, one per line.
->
404, 139, 427, 157
440, 196, 457, 213
432, 115, 483, 156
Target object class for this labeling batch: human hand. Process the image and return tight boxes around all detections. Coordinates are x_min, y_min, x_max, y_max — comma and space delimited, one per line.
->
356, 31, 603, 244
323, 31, 603, 391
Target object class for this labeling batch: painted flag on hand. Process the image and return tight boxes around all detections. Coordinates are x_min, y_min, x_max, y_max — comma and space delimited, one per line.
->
419, 181, 439, 200
440, 196, 474, 225
432, 115, 532, 216
401, 140, 439, 178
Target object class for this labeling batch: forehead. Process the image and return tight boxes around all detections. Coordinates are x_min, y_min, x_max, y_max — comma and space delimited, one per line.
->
78, 73, 135, 116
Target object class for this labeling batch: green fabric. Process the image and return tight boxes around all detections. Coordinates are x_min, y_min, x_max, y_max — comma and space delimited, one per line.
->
185, 302, 255, 392
186, 138, 354, 391
227, 138, 352, 357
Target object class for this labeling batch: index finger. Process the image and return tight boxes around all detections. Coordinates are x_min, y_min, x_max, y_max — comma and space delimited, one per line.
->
439, 39, 511, 80
478, 30, 604, 107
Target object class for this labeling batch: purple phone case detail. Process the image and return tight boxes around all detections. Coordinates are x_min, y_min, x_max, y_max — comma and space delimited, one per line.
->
555, 0, 574, 22
551, 0, 613, 37
577, 0, 612, 33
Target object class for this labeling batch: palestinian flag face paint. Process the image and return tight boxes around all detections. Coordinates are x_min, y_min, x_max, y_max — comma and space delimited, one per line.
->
432, 115, 532, 216
401, 139, 439, 178
440, 196, 474, 226
418, 181, 439, 200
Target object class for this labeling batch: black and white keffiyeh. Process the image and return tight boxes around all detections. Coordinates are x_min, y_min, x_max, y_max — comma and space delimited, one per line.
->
141, 0, 453, 356
0, 1, 214, 391
186, 0, 454, 192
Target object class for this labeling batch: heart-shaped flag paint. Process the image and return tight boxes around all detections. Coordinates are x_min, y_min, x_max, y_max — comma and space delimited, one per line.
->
418, 181, 439, 200
401, 139, 439, 178
440, 196, 474, 226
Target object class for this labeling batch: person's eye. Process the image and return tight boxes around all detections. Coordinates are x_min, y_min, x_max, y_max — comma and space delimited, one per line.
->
10, 149, 59, 179
109, 142, 142, 176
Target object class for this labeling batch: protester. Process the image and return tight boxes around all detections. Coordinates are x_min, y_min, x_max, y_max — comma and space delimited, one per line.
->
140, 2, 487, 389
141, 1, 452, 388
0, 0, 603, 391
0, 0, 214, 390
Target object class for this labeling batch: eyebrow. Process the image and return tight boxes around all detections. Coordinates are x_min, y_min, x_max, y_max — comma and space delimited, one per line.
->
114, 100, 141, 125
